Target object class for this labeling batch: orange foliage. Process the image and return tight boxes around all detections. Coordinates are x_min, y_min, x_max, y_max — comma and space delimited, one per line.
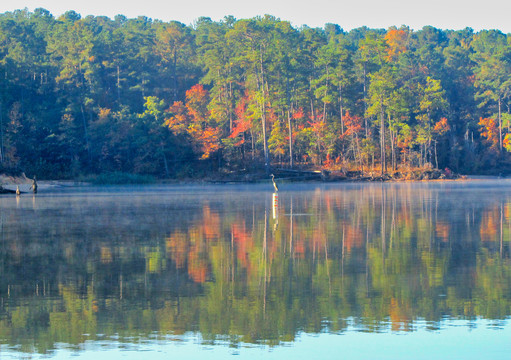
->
198, 127, 221, 159
433, 117, 450, 136
478, 117, 499, 150
308, 118, 327, 138
384, 29, 408, 61
98, 108, 111, 121
229, 119, 251, 145
165, 85, 220, 159
503, 134, 511, 152
185, 84, 209, 124
164, 101, 189, 133
397, 137, 413, 154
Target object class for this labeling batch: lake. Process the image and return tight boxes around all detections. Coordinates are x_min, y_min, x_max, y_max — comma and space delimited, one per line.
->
0, 180, 510, 359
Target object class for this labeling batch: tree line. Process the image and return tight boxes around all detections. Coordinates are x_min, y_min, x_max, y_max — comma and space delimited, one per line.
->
1, 8, 511, 178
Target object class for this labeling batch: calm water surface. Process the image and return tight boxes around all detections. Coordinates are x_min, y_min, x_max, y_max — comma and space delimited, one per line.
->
0, 180, 510, 359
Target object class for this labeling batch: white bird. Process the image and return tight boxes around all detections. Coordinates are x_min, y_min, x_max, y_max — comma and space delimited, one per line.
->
270, 174, 279, 192
16, 186, 20, 196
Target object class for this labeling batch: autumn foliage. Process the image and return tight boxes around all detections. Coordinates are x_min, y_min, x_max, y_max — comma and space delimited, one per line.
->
165, 85, 220, 159
478, 117, 499, 150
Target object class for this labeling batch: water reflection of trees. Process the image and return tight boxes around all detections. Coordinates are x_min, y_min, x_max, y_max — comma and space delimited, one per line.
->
0, 185, 510, 353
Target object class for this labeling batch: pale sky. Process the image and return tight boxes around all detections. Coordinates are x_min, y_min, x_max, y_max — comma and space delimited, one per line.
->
1, 0, 511, 33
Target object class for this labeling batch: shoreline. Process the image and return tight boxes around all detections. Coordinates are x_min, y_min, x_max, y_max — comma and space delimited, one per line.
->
0, 172, 507, 191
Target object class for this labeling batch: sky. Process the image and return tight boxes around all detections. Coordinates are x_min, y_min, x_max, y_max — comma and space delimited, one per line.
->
1, 0, 511, 33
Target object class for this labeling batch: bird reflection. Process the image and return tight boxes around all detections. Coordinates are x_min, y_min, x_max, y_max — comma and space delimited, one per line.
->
272, 192, 279, 230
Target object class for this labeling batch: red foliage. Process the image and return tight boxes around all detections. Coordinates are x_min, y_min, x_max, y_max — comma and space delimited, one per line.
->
342, 111, 363, 137
292, 107, 305, 120
324, 153, 335, 169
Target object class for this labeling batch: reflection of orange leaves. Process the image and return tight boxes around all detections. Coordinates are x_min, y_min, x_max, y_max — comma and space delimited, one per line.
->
294, 238, 305, 258
202, 205, 220, 240
344, 226, 364, 252
324, 194, 332, 212
311, 228, 326, 253
232, 222, 254, 267
389, 298, 410, 331
188, 250, 207, 283
397, 212, 412, 229
480, 210, 498, 242
435, 222, 450, 242
166, 231, 189, 268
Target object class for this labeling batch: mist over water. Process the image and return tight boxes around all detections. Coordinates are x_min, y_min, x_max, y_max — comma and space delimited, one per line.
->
1, 180, 510, 358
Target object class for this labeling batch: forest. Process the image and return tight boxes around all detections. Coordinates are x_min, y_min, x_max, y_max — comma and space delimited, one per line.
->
1, 8, 511, 179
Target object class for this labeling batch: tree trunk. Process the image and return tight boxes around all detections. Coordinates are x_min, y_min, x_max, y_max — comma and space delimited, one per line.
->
339, 83, 344, 135
259, 47, 270, 173
172, 50, 178, 102
162, 150, 169, 177
498, 96, 502, 152
288, 110, 293, 168
434, 140, 438, 169
80, 104, 91, 161
380, 97, 386, 176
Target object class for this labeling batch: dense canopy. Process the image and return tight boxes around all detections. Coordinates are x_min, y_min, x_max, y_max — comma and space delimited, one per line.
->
1, 8, 511, 178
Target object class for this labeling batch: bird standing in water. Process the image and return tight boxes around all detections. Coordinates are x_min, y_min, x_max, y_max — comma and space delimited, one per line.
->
16, 186, 20, 196
270, 174, 279, 192
31, 176, 38, 194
